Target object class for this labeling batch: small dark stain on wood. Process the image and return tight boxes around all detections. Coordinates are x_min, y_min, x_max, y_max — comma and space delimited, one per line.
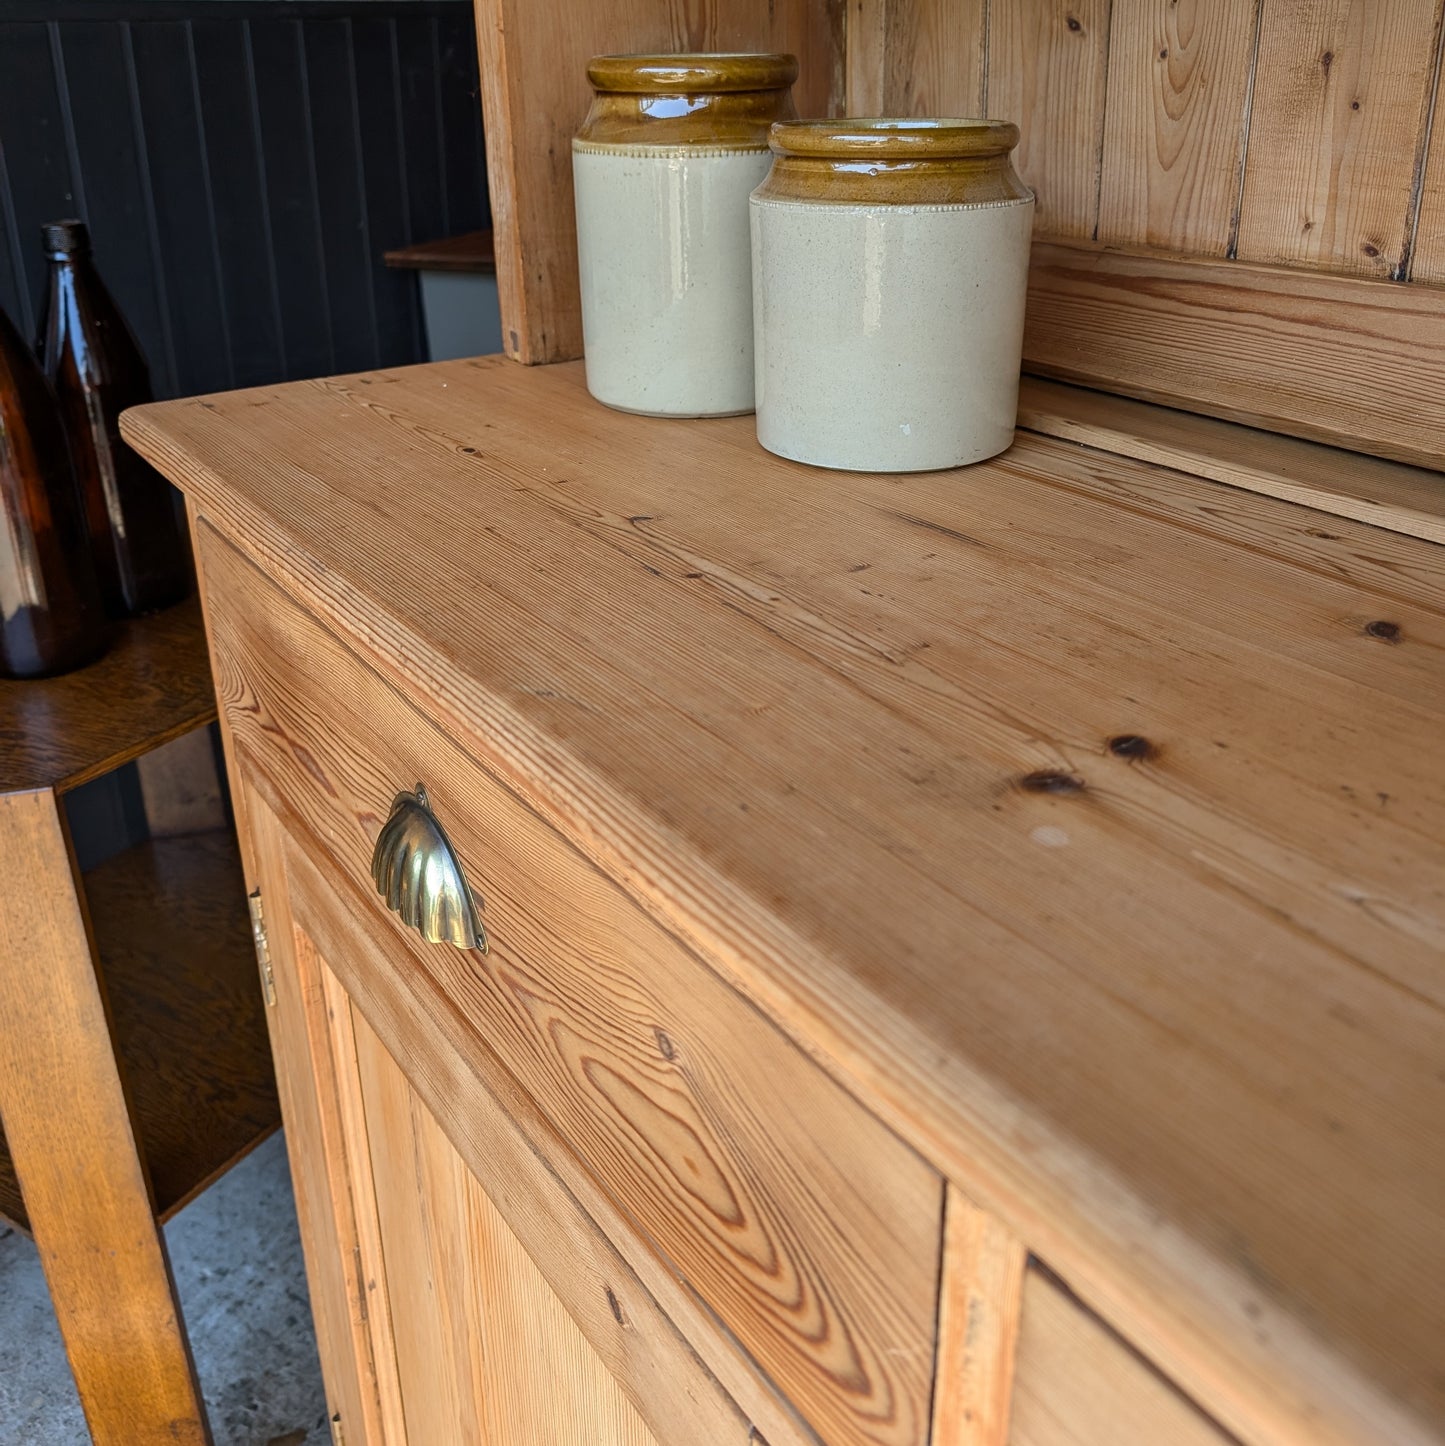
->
1351, 99, 1360, 110
655, 1028, 676, 1060
1364, 619, 1401, 642
1158, 46, 1168, 58
605, 1286, 626, 1326
1107, 734, 1154, 762
1066, 13, 1083, 32
642, 563, 662, 577
628, 514, 654, 524
1305, 527, 1339, 539
1020, 770, 1085, 795
848, 562, 872, 572
461, 445, 478, 455
886, 509, 987, 548
1361, 242, 1380, 258
683, 571, 704, 579
1320, 49, 1334, 73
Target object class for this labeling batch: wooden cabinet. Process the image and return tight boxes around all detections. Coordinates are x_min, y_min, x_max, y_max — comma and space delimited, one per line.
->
127, 356, 1443, 1446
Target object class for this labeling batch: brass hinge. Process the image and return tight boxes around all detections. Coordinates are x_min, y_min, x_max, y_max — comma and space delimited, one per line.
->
247, 888, 276, 1007
329, 1413, 345, 1446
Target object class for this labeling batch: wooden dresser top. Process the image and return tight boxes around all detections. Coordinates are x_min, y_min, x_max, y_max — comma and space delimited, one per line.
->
125, 357, 1445, 1445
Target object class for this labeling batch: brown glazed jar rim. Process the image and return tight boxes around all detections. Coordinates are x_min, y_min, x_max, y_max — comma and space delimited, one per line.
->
587, 53, 798, 95
769, 117, 1021, 159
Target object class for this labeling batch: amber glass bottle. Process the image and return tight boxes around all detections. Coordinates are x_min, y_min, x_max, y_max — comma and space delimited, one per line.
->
0, 301, 108, 677
37, 220, 191, 617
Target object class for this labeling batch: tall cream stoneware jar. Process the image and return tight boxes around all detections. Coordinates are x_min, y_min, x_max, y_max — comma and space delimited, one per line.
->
573, 54, 797, 417
750, 119, 1035, 471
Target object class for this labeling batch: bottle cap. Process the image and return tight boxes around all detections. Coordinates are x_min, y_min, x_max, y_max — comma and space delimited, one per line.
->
41, 219, 91, 256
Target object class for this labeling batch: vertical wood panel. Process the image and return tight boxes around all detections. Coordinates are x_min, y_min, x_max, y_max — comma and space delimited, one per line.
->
191, 18, 286, 389
1404, 21, 1445, 282
129, 19, 232, 395
988, 1, 1112, 238
249, 19, 335, 379
54, 20, 171, 388
0, 21, 75, 334
1008, 1268, 1231, 1446
350, 1002, 659, 1446
474, 0, 844, 364
1235, 0, 1443, 278
883, 0, 987, 116
302, 17, 379, 375
1097, 0, 1259, 254
931, 1188, 1027, 1446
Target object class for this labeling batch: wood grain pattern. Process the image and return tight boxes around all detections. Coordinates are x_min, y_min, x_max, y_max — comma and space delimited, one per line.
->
275, 811, 786, 1446
931, 1190, 1026, 1446
1409, 50, 1445, 283
1016, 377, 1445, 544
1009, 1268, 1230, 1445
473, 0, 843, 364
1097, 0, 1258, 254
1235, 0, 1442, 277
1023, 239, 1445, 466
200, 526, 944, 1446
988, 0, 1111, 238
134, 725, 227, 838
129, 357, 1445, 1446
0, 595, 214, 794
245, 793, 387, 1446
350, 1003, 659, 1446
0, 787, 207, 1445
316, 953, 409, 1446
881, 0, 987, 116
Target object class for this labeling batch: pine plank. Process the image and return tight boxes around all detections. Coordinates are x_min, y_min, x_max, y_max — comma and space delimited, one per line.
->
127, 356, 1445, 1446
1235, 0, 1442, 278
883, 0, 987, 116
472, 0, 842, 365
350, 1005, 658, 1446
1016, 376, 1445, 543
1097, 0, 1259, 254
245, 794, 388, 1446
1409, 42, 1445, 283
931, 1190, 1027, 1446
1023, 239, 1445, 467
1009, 1268, 1231, 1445
987, 0, 1111, 238
202, 526, 944, 1446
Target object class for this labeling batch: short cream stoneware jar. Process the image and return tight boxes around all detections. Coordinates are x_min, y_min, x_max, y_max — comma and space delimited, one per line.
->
750, 119, 1035, 471
573, 53, 797, 417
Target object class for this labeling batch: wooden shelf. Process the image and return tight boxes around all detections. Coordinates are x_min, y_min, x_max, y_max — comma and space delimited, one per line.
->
0, 829, 279, 1234
0, 596, 216, 796
384, 228, 496, 274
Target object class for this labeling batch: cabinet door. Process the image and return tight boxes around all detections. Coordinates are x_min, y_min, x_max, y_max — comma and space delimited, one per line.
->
246, 786, 400, 1445
248, 786, 665, 1444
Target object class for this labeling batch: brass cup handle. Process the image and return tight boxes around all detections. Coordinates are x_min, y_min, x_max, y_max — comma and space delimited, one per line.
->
370, 783, 488, 952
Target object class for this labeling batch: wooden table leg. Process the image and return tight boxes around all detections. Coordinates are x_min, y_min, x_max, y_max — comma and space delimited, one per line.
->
0, 787, 210, 1445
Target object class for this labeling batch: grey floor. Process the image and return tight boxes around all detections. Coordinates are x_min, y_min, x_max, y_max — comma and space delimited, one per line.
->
0, 1131, 330, 1445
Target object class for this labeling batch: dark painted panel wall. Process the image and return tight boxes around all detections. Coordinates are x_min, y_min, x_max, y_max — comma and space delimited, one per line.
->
0, 1, 488, 398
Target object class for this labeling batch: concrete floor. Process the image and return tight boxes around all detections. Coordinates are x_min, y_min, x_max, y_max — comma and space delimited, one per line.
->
0, 1131, 329, 1445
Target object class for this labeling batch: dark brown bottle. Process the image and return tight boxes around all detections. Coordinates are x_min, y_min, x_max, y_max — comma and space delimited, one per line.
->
0, 301, 108, 678
37, 219, 191, 617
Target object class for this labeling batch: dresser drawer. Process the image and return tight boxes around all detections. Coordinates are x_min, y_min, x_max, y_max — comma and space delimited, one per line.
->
198, 521, 943, 1446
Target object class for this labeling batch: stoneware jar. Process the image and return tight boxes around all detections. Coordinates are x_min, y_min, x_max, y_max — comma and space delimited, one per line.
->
573, 53, 796, 417
750, 118, 1034, 471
